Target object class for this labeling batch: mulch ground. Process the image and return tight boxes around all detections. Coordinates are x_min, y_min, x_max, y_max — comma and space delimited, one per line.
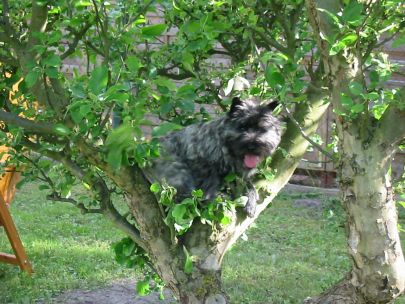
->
45, 280, 176, 304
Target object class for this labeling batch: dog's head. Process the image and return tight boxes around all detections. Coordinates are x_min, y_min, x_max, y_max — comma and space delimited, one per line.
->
224, 97, 282, 171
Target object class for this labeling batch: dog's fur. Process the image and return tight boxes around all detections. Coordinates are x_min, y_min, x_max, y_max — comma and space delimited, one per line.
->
145, 97, 282, 217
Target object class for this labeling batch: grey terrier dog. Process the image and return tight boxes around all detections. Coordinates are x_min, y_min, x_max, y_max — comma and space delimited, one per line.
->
146, 97, 282, 217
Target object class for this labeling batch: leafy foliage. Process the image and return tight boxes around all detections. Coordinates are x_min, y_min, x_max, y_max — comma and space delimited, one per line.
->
0, 0, 404, 300
113, 237, 165, 298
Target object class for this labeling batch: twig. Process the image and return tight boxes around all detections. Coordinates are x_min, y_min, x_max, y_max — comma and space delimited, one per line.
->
99, 101, 115, 130
250, 27, 289, 55
84, 41, 105, 57
46, 192, 103, 214
122, 0, 155, 32
284, 105, 335, 160
61, 22, 93, 60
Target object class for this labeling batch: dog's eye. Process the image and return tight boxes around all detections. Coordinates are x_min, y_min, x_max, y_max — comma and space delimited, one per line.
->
239, 126, 248, 132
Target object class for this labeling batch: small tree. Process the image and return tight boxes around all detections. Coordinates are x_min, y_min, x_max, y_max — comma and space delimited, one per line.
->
305, 0, 405, 303
0, 1, 329, 302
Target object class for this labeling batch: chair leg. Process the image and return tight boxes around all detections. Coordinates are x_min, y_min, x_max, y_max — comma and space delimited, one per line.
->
0, 195, 33, 274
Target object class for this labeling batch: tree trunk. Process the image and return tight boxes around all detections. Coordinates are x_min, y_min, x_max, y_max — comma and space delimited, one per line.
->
305, 125, 405, 303
125, 190, 230, 303
151, 248, 229, 304
305, 1, 405, 302
338, 128, 405, 302
174, 266, 228, 304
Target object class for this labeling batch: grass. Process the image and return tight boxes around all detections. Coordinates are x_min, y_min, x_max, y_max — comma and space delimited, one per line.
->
0, 182, 404, 303
0, 182, 137, 303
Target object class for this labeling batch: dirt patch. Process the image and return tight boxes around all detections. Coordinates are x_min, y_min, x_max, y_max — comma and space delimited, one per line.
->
45, 280, 177, 304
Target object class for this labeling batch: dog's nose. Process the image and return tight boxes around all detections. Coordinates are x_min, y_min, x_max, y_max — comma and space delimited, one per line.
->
247, 143, 257, 151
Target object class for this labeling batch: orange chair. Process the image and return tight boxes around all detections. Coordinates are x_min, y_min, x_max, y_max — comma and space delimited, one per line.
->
0, 147, 33, 274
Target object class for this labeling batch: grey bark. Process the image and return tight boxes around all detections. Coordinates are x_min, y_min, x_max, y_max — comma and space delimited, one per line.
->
306, 0, 405, 302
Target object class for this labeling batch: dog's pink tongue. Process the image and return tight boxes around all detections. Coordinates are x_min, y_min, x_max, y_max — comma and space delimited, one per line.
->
244, 154, 260, 168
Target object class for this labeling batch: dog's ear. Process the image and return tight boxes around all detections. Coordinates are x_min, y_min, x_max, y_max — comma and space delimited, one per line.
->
229, 97, 244, 116
267, 100, 279, 112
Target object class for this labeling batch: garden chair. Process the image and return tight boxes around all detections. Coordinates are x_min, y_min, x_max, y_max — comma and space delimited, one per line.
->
0, 146, 33, 274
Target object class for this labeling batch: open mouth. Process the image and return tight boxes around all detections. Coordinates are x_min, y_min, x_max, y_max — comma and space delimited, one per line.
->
243, 154, 261, 169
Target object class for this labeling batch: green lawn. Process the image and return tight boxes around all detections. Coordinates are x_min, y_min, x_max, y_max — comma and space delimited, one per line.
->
1, 182, 404, 303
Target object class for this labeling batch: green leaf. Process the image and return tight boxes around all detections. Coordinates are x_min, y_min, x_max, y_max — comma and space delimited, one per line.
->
70, 83, 87, 98
369, 70, 379, 86
42, 54, 61, 67
150, 183, 162, 194
171, 204, 187, 221
265, 67, 285, 87
183, 246, 193, 274
105, 124, 136, 170
45, 67, 59, 78
141, 24, 167, 37
75, 0, 92, 8
224, 172, 236, 183
105, 92, 129, 105
155, 77, 177, 91
350, 103, 364, 113
365, 92, 379, 101
371, 103, 388, 120
342, 1, 364, 26
341, 33, 358, 46
126, 56, 142, 74
317, 8, 342, 29
123, 241, 135, 257
89, 65, 108, 95
178, 100, 195, 113
220, 215, 231, 225
53, 123, 71, 136
182, 52, 195, 72
192, 189, 203, 199
25, 70, 41, 88
329, 34, 358, 55
177, 84, 197, 98
340, 94, 353, 108
349, 81, 363, 96
48, 31, 62, 44
136, 280, 150, 296
152, 122, 183, 137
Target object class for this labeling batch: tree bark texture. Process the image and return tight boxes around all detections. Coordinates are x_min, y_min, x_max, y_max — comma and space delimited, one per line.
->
340, 125, 405, 302
306, 0, 405, 302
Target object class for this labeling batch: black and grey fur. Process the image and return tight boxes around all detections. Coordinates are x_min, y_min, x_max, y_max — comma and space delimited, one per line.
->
145, 97, 282, 217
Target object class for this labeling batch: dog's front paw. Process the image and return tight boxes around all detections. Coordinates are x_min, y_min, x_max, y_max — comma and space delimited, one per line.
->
243, 201, 256, 218
243, 188, 258, 218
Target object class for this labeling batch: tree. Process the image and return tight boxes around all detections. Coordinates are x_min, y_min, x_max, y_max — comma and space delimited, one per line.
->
0, 1, 329, 302
3, 0, 403, 303
304, 0, 405, 303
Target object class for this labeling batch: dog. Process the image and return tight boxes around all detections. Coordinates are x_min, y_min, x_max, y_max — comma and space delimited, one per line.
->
145, 97, 282, 217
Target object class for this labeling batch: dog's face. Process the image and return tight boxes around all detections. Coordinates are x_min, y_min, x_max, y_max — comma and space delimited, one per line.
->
224, 97, 282, 171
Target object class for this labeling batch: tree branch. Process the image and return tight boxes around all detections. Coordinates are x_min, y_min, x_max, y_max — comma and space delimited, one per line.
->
22, 138, 146, 248
249, 27, 289, 55
61, 22, 93, 60
27, 0, 48, 50
0, 0, 19, 47
84, 40, 105, 57
0, 110, 58, 135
